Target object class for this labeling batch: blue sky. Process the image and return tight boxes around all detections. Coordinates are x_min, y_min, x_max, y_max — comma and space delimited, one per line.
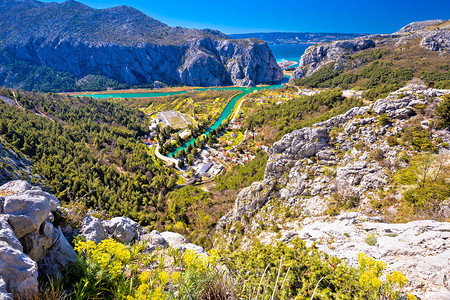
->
45, 0, 449, 34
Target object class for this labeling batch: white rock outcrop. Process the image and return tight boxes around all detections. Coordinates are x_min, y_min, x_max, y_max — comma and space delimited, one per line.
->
397, 20, 446, 33
79, 215, 108, 244
218, 86, 450, 297
218, 87, 449, 230
103, 217, 146, 243
1, 182, 59, 239
260, 213, 450, 299
140, 230, 169, 252
0, 276, 12, 300
0, 181, 76, 297
160, 231, 206, 254
290, 20, 449, 82
0, 241, 38, 298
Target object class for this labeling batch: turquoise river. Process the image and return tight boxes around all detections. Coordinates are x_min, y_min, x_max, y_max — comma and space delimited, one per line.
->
83, 79, 288, 157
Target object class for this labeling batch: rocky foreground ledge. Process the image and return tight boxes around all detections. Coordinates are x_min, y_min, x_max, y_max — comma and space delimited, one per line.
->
258, 212, 450, 299
0, 180, 203, 299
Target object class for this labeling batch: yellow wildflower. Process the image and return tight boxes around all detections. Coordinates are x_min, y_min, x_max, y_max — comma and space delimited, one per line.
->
183, 249, 197, 268
171, 272, 180, 284
158, 271, 170, 285
139, 271, 150, 282
386, 271, 408, 287
407, 293, 417, 300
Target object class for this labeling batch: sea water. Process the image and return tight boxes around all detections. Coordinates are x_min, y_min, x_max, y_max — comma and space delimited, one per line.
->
268, 44, 313, 68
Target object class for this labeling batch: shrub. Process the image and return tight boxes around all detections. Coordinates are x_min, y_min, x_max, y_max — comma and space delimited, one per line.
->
354, 141, 365, 150
370, 149, 384, 161
435, 96, 450, 128
378, 113, 390, 126
400, 126, 435, 152
395, 153, 450, 219
371, 199, 382, 210
222, 239, 408, 299
364, 234, 377, 246
358, 253, 407, 299
386, 136, 399, 146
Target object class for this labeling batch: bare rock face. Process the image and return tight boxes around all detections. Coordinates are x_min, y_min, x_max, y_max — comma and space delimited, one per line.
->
160, 231, 206, 254
0, 181, 76, 296
0, 216, 22, 252
420, 30, 450, 52
38, 227, 78, 278
79, 215, 108, 244
103, 217, 146, 243
21, 221, 56, 262
1, 181, 59, 239
1, 0, 283, 89
290, 38, 375, 80
0, 276, 12, 300
397, 20, 446, 33
0, 241, 38, 298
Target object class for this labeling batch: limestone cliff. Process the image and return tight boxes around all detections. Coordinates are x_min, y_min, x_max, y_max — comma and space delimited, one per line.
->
290, 19, 450, 82
0, 0, 283, 90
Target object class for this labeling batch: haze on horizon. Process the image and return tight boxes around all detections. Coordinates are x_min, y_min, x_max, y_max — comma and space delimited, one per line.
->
36, 0, 450, 35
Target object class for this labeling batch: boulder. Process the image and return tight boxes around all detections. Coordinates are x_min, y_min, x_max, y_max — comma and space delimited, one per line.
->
0, 180, 32, 196
3, 188, 59, 238
160, 231, 206, 254
420, 30, 450, 52
140, 230, 168, 252
21, 221, 55, 262
79, 215, 107, 244
290, 38, 376, 81
0, 216, 22, 252
160, 231, 188, 245
103, 217, 145, 243
423, 291, 450, 300
38, 227, 78, 278
0, 241, 38, 298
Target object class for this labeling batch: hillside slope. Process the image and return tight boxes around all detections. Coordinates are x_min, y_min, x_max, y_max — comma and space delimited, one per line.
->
289, 20, 450, 98
0, 0, 283, 91
217, 84, 450, 297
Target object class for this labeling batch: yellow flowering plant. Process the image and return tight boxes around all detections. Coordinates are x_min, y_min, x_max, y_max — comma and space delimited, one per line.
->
74, 238, 131, 277
357, 253, 408, 300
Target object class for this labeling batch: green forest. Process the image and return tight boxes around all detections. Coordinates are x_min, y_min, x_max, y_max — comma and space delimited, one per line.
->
0, 87, 272, 247
0, 88, 175, 226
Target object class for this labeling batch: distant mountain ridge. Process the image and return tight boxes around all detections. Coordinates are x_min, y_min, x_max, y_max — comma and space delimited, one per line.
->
0, 0, 283, 91
0, 0, 229, 46
229, 32, 368, 45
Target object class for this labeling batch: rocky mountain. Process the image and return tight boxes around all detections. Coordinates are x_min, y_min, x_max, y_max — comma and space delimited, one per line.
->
217, 84, 450, 298
229, 32, 367, 45
0, 0, 283, 91
290, 19, 450, 82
